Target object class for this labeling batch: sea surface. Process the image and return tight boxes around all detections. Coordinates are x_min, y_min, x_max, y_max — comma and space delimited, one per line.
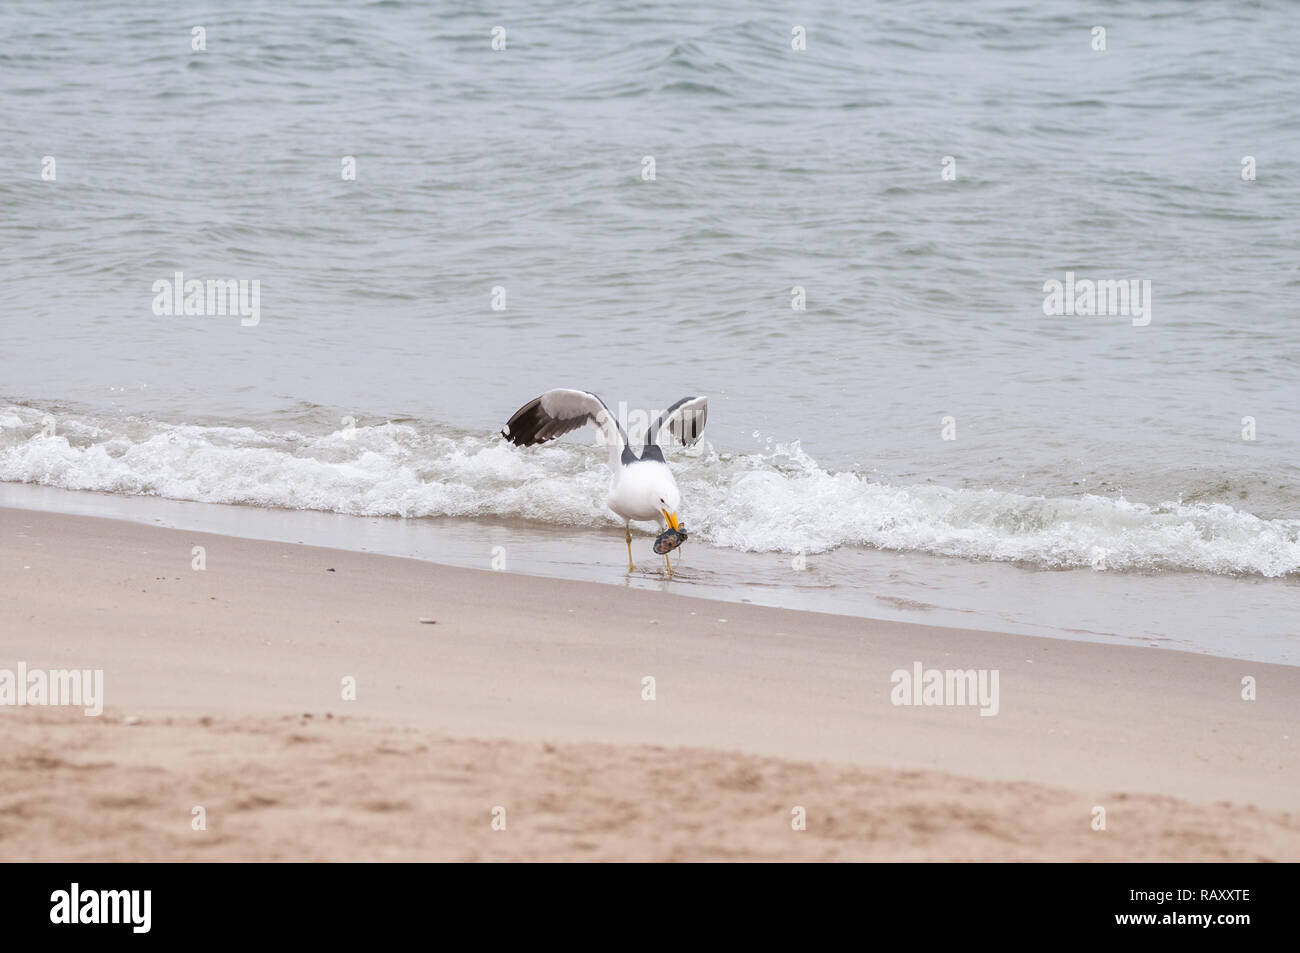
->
3, 2, 1299, 661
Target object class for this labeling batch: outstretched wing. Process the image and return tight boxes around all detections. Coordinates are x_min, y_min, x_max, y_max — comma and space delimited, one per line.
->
501, 389, 627, 450
647, 395, 708, 448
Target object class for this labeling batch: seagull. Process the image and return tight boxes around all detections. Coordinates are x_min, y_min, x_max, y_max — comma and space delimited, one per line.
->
501, 389, 708, 572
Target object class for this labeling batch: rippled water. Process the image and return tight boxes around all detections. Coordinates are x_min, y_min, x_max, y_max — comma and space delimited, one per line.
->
3, 1, 1299, 655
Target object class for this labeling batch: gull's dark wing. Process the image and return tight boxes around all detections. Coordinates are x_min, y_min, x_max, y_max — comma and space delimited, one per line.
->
501, 388, 627, 448
647, 395, 708, 448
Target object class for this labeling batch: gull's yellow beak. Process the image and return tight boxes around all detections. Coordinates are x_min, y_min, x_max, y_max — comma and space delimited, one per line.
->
661, 509, 679, 531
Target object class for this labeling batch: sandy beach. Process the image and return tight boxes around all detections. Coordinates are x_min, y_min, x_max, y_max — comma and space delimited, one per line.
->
1, 505, 1297, 861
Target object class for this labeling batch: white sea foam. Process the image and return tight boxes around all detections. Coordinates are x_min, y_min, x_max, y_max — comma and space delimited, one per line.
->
2, 406, 1297, 577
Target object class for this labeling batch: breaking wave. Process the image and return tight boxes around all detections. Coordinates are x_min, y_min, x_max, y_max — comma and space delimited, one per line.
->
2, 404, 1297, 577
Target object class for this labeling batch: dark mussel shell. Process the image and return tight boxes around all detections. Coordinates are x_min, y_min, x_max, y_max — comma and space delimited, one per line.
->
653, 526, 688, 555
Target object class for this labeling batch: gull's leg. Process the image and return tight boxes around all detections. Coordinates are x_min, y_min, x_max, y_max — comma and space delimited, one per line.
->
663, 549, 672, 574
625, 521, 635, 572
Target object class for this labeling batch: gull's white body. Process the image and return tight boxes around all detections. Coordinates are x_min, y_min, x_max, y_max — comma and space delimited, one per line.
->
608, 458, 681, 526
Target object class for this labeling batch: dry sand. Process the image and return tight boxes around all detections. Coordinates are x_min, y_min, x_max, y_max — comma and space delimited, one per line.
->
1, 506, 1297, 861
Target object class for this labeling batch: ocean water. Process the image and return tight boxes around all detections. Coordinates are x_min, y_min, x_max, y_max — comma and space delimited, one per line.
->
3, 2, 1299, 659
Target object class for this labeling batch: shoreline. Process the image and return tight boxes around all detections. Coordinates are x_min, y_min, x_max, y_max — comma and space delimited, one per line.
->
3, 482, 1297, 667
2, 504, 1298, 860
